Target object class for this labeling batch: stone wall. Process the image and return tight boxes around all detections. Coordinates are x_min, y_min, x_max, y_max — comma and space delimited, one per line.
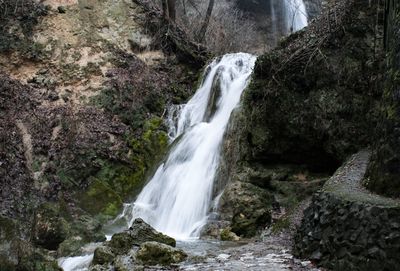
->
294, 151, 400, 270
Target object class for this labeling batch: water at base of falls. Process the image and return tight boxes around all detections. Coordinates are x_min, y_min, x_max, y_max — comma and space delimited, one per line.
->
123, 53, 257, 240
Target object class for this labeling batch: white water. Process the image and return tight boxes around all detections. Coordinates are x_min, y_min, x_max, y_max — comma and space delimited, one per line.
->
284, 0, 308, 32
58, 255, 92, 271
125, 53, 257, 240
58, 243, 100, 271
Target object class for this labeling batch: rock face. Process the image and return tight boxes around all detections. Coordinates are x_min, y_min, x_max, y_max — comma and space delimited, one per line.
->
219, 181, 273, 237
294, 151, 400, 270
0, 216, 61, 271
216, 0, 385, 237
136, 241, 187, 266
0, 0, 200, 268
32, 204, 70, 250
366, 0, 400, 198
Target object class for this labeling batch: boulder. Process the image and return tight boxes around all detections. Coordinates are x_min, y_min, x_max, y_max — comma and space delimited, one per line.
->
219, 182, 273, 237
136, 241, 187, 266
220, 228, 240, 241
92, 245, 115, 265
57, 236, 85, 257
109, 218, 175, 254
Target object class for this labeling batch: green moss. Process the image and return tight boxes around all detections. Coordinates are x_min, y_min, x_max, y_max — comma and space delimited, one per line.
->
80, 178, 123, 217
71, 117, 168, 218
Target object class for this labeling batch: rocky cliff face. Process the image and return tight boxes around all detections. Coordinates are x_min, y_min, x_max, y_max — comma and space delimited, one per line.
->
218, 0, 385, 237
0, 0, 201, 269
366, 0, 400, 198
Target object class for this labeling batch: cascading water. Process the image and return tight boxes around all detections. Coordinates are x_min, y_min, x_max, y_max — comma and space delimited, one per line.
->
284, 0, 308, 32
58, 31, 307, 271
123, 53, 257, 240
269, 0, 308, 38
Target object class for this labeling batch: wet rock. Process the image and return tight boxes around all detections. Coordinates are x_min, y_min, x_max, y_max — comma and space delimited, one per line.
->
220, 228, 240, 241
109, 218, 175, 254
136, 241, 187, 266
57, 236, 85, 257
93, 245, 115, 265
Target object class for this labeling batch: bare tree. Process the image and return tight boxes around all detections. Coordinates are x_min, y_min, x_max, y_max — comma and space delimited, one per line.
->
161, 0, 176, 22
168, 0, 176, 22
197, 0, 215, 43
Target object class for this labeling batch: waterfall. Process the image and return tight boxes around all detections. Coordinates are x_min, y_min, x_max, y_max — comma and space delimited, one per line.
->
284, 0, 308, 32
124, 53, 257, 240
269, 0, 308, 37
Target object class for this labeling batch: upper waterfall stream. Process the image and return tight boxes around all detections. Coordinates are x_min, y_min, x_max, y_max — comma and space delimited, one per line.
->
125, 53, 257, 239
284, 0, 308, 32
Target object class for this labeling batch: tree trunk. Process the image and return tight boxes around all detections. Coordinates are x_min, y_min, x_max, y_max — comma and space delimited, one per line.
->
167, 0, 176, 22
197, 0, 214, 43
161, 0, 168, 19
182, 0, 187, 16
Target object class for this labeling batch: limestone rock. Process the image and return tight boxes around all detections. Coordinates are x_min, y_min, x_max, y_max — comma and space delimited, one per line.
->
136, 241, 187, 266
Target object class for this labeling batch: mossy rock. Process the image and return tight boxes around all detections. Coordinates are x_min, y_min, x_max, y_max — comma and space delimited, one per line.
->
136, 241, 187, 266
57, 236, 85, 257
109, 219, 175, 255
79, 178, 123, 217
75, 117, 169, 219
0, 238, 60, 271
92, 245, 115, 265
220, 228, 240, 241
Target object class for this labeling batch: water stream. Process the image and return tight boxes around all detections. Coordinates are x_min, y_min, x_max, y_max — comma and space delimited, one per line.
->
284, 0, 308, 32
126, 53, 257, 239
58, 4, 309, 269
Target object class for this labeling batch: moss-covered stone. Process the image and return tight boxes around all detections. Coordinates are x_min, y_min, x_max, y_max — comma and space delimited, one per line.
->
79, 178, 123, 217
93, 245, 115, 265
220, 227, 240, 241
57, 236, 85, 257
109, 219, 176, 255
136, 241, 187, 266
